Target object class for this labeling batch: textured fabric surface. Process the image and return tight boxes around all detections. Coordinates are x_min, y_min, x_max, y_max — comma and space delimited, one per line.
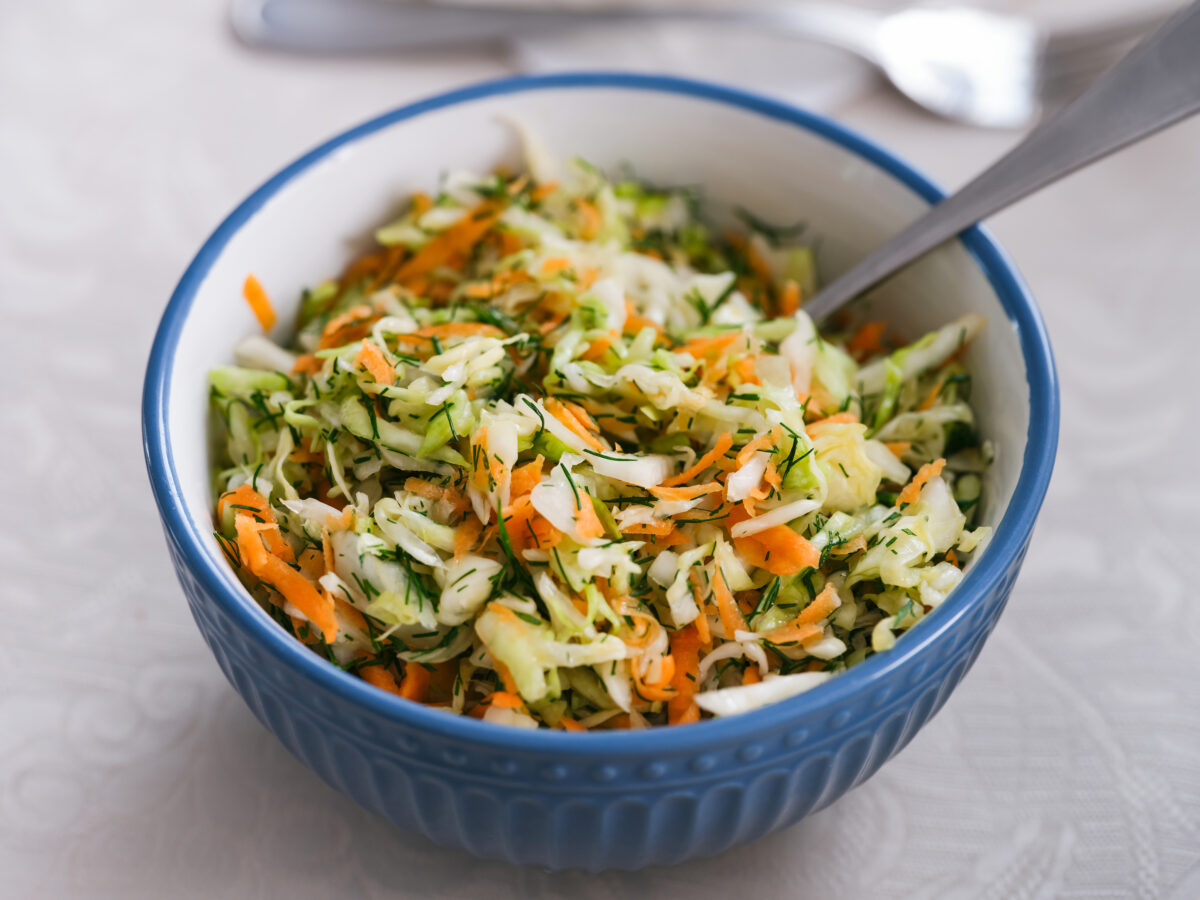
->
2, 1, 1198, 896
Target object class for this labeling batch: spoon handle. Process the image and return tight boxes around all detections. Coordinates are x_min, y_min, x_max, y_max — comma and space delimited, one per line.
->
804, 0, 1200, 322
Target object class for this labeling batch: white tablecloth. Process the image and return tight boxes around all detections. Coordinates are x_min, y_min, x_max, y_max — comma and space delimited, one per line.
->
4, 1, 1199, 897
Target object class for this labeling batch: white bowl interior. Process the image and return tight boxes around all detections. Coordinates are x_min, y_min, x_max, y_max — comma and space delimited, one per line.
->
166, 84, 1029, 620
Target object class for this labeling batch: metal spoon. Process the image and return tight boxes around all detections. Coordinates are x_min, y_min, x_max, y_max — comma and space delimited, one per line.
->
232, 0, 1167, 128
805, 0, 1200, 321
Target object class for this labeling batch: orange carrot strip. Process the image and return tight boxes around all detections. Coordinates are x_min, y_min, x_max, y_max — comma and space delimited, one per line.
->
540, 257, 572, 276
736, 427, 780, 467
761, 621, 824, 646
413, 322, 505, 342
398, 660, 432, 702
242, 274, 276, 331
688, 575, 713, 647
711, 567, 747, 639
318, 304, 375, 350
779, 279, 801, 317
623, 301, 663, 336
576, 199, 602, 239
235, 515, 336, 642
484, 691, 524, 709
360, 663, 404, 696
559, 716, 586, 732
509, 456, 545, 498
660, 432, 735, 487
454, 517, 482, 562
828, 534, 867, 557
530, 182, 559, 202
681, 332, 741, 359
797, 582, 839, 627
733, 521, 821, 576
898, 458, 947, 507
668, 625, 702, 725
354, 340, 394, 384
918, 374, 949, 411
649, 482, 722, 502
574, 493, 604, 541
291, 353, 322, 375
806, 412, 859, 433
393, 201, 502, 284
545, 398, 606, 452
847, 320, 887, 358
733, 356, 761, 385
579, 331, 618, 362
945, 548, 960, 567
217, 485, 293, 562
884, 441, 912, 458
742, 665, 762, 686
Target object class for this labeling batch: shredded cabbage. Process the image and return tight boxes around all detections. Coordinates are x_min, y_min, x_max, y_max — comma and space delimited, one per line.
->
209, 154, 990, 729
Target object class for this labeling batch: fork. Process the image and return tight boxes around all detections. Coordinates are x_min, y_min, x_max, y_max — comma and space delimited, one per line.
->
231, 0, 1171, 128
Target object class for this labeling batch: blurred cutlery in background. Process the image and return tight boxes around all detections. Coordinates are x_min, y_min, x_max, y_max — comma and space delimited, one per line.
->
231, 0, 1171, 128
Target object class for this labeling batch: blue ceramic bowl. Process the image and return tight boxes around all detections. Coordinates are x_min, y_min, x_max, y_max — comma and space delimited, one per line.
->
143, 73, 1057, 871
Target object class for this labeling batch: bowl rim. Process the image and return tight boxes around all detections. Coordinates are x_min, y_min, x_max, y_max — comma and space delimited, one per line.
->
143, 72, 1058, 755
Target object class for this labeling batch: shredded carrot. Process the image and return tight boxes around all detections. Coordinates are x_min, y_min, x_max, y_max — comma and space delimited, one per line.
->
688, 574, 713, 647
573, 493, 605, 541
778, 279, 801, 317
898, 458, 947, 506
798, 582, 839, 626
711, 566, 747, 638
649, 482, 722, 502
742, 665, 762, 685
235, 514, 337, 642
762, 621, 823, 646
633, 653, 678, 701
622, 519, 676, 537
545, 397, 606, 452
530, 181, 559, 202
242, 274, 276, 331
291, 353, 322, 375
847, 320, 887, 358
733, 355, 761, 385
490, 655, 520, 694
318, 305, 375, 350
509, 456, 545, 498
729, 504, 820, 575
918, 374, 948, 411
661, 432, 734, 487
668, 625, 702, 725
623, 300, 663, 337
393, 201, 502, 284
579, 331, 618, 362
484, 691, 524, 710
829, 534, 867, 557
540, 257, 572, 276
945, 548, 960, 567
359, 663, 403, 696
411, 191, 433, 215
576, 199, 602, 239
354, 340, 394, 384
559, 716, 586, 732
806, 411, 859, 433
217, 485, 293, 562
736, 427, 780, 467
452, 516, 481, 564
399, 660, 432, 702
884, 441, 912, 458
413, 322, 505, 342
681, 332, 741, 359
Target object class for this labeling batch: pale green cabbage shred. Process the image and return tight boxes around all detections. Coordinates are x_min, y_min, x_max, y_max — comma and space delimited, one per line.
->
210, 157, 992, 729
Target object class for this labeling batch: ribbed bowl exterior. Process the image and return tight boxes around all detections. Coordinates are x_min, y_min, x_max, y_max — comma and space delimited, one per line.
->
164, 524, 1028, 870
